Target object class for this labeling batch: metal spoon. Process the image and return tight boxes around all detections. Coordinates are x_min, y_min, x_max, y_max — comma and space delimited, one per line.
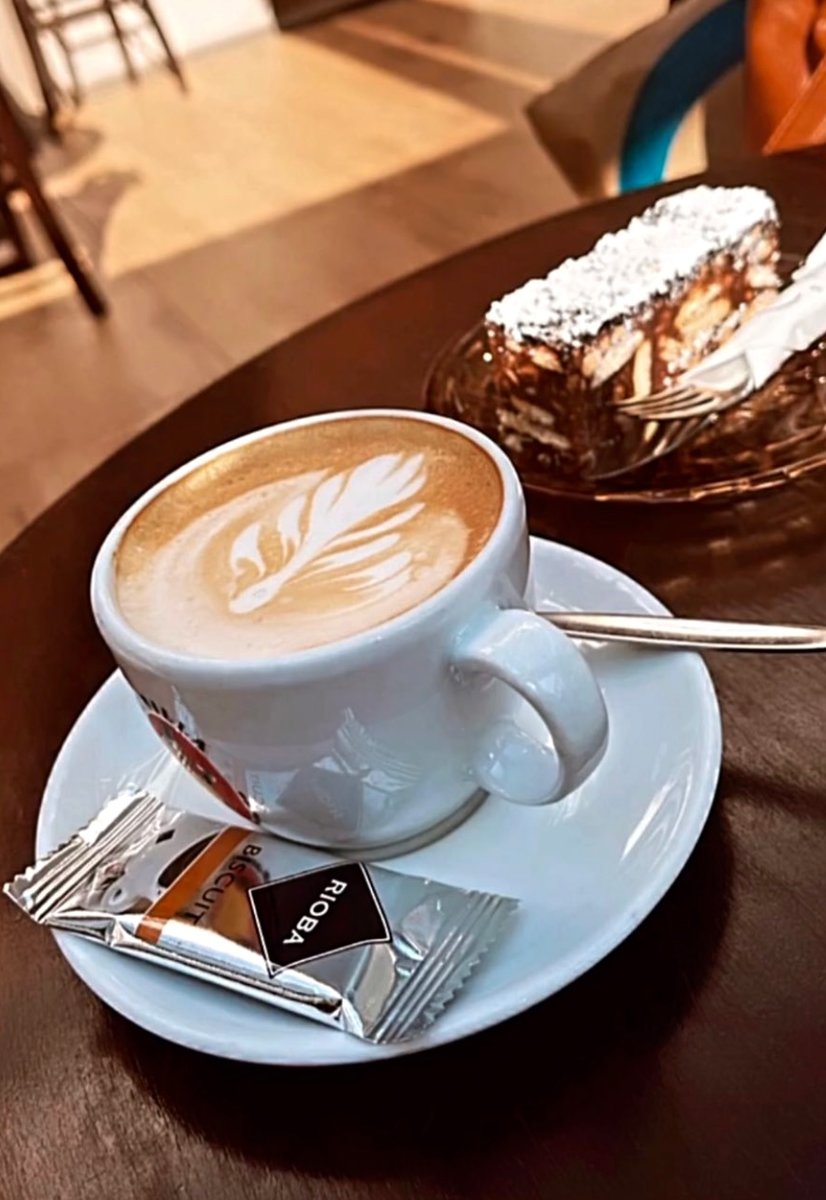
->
540, 612, 826, 652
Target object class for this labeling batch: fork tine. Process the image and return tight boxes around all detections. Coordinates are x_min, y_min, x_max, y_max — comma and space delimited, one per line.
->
616, 389, 703, 418
623, 379, 746, 420
631, 393, 716, 420
614, 383, 699, 412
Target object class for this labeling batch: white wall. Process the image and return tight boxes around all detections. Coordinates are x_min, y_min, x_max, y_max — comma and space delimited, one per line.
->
0, 0, 273, 112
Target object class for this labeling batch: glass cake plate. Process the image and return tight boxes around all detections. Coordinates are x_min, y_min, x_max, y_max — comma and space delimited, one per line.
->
425, 260, 826, 505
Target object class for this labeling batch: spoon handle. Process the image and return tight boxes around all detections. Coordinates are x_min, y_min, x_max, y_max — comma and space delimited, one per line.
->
540, 612, 826, 651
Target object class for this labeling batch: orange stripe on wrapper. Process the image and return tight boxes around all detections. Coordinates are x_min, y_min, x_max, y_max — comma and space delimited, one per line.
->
137, 826, 249, 945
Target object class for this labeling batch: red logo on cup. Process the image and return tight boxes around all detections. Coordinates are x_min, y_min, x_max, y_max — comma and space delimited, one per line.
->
147, 711, 255, 822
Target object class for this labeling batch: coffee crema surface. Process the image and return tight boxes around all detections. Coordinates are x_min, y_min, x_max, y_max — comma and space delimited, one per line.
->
115, 418, 503, 658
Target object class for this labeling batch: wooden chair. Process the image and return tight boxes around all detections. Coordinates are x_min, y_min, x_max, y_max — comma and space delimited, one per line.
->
0, 80, 106, 314
618, 0, 826, 191
746, 0, 826, 152
11, 0, 186, 134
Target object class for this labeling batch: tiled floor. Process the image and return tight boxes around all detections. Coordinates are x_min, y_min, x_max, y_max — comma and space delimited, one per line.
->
0, 0, 670, 547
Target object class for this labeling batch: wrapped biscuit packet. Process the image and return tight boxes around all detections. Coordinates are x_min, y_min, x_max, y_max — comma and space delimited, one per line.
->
5, 791, 517, 1044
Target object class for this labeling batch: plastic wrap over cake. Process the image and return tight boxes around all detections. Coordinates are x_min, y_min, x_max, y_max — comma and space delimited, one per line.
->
483, 186, 780, 478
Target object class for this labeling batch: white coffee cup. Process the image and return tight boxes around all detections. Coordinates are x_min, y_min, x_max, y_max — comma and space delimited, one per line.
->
92, 410, 608, 853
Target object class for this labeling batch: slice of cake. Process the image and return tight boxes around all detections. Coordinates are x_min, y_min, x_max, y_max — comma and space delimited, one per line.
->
484, 185, 780, 475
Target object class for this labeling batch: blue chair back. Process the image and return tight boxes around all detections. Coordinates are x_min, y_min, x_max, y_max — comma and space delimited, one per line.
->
619, 0, 745, 192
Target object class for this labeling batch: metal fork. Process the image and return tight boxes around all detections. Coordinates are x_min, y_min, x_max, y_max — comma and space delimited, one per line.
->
613, 373, 751, 421
615, 325, 807, 422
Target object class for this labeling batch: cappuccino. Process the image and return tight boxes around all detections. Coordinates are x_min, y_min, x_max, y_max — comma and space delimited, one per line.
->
115, 416, 503, 658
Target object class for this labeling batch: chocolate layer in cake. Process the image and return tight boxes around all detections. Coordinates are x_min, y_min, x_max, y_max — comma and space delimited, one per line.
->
484, 186, 780, 476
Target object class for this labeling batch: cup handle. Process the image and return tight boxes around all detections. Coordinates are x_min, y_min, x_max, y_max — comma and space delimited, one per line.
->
452, 609, 609, 806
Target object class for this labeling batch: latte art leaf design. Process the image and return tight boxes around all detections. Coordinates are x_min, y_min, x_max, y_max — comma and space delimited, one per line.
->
229, 520, 266, 578
228, 453, 428, 615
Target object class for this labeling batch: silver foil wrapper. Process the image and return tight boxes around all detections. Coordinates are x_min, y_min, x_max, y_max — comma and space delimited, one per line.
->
4, 791, 517, 1044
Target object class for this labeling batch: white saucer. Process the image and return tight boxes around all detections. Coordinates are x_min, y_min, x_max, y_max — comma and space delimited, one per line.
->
37, 537, 721, 1066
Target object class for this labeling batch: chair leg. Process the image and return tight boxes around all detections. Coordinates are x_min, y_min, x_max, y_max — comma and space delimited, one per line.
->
139, 0, 188, 91
102, 0, 140, 83
0, 185, 34, 276
10, 0, 64, 135
0, 88, 107, 316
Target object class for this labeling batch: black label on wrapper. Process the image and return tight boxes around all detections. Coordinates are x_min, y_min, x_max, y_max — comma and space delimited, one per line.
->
248, 861, 391, 974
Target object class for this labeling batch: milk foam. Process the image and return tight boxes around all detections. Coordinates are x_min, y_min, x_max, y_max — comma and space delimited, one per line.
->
228, 452, 427, 616
115, 419, 502, 658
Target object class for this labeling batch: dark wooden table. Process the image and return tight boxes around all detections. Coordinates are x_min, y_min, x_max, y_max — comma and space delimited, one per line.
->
3, 150, 826, 1200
